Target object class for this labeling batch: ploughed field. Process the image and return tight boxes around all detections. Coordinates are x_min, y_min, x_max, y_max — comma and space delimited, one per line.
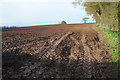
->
2, 23, 118, 78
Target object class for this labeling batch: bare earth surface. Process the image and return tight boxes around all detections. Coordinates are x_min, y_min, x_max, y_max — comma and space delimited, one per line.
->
2, 23, 118, 79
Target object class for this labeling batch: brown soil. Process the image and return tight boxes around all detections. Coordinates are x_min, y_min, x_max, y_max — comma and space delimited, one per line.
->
2, 23, 118, 79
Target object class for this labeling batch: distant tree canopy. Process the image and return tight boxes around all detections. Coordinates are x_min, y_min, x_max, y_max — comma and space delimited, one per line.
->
74, 0, 120, 31
82, 17, 89, 23
61, 21, 67, 24
2, 26, 16, 28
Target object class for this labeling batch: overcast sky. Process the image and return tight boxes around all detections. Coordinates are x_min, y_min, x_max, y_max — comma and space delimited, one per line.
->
0, 0, 95, 27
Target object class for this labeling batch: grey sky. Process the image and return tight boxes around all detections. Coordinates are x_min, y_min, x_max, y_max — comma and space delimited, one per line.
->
0, 0, 95, 27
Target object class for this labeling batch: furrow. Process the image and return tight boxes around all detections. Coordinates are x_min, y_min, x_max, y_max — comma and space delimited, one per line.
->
81, 34, 92, 78
2, 41, 43, 53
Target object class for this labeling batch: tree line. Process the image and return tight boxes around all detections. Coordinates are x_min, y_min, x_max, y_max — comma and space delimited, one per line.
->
74, 1, 120, 31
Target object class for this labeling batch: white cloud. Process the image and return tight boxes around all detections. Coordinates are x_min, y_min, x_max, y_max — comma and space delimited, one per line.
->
1, 0, 119, 3
1, 0, 75, 3
0, 4, 2, 24
0, 19, 12, 23
0, 0, 93, 26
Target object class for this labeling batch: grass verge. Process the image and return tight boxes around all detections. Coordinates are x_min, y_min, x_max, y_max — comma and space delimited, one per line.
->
96, 25, 120, 67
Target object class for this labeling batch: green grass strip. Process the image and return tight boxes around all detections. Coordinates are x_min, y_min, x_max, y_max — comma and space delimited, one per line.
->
96, 25, 120, 67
